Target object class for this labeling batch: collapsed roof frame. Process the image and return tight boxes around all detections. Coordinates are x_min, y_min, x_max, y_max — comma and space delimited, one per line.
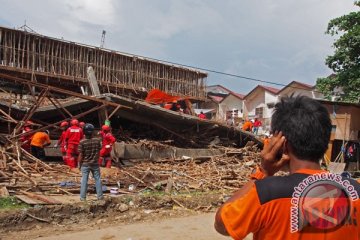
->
0, 26, 207, 100
0, 72, 130, 140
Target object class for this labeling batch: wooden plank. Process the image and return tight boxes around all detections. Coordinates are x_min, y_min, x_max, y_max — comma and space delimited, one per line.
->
19, 190, 61, 204
16, 194, 46, 205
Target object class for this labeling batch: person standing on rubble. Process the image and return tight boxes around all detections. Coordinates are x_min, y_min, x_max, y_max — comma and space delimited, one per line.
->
64, 119, 84, 168
253, 118, 262, 135
214, 96, 360, 239
78, 123, 103, 201
99, 125, 116, 168
55, 121, 69, 165
241, 118, 253, 132
30, 130, 51, 160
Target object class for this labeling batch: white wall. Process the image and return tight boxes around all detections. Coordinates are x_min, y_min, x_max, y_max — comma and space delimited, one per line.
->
244, 89, 265, 118
220, 94, 244, 119
264, 91, 277, 119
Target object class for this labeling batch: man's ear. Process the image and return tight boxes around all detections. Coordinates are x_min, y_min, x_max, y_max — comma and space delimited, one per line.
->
280, 140, 291, 170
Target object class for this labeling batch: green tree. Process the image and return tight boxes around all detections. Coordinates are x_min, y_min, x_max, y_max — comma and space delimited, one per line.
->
316, 1, 360, 102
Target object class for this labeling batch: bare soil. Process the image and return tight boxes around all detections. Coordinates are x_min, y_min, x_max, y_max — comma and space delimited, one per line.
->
0, 192, 232, 240
35, 213, 239, 240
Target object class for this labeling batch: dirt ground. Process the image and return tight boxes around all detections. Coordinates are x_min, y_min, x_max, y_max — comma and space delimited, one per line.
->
34, 213, 246, 240
1, 193, 250, 240
1, 209, 252, 240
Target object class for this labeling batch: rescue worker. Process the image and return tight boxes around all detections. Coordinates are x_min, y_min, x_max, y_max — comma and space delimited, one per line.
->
242, 118, 253, 132
30, 130, 51, 161
215, 96, 360, 239
20, 120, 34, 152
54, 121, 69, 165
79, 121, 85, 129
64, 119, 84, 168
99, 125, 116, 168
170, 100, 178, 111
78, 123, 103, 201
198, 111, 207, 119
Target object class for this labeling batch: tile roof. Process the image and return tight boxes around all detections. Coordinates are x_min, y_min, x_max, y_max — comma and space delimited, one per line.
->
244, 85, 281, 99
261, 85, 281, 94
277, 81, 315, 95
208, 95, 224, 103
207, 84, 245, 100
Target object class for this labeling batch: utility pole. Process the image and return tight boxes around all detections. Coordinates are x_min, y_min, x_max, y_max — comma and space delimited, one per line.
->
100, 30, 106, 48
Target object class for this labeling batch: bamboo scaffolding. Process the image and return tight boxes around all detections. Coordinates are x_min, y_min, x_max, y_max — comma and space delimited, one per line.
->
0, 26, 206, 99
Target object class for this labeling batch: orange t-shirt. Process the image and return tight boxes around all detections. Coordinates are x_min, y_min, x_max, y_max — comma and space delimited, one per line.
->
242, 121, 253, 131
220, 169, 360, 240
30, 132, 51, 148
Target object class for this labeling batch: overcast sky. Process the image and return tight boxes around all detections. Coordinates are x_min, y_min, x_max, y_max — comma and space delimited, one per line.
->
0, 0, 357, 94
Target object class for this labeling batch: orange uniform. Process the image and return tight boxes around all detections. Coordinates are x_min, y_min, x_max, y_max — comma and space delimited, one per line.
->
242, 121, 253, 132
30, 132, 51, 148
220, 169, 360, 240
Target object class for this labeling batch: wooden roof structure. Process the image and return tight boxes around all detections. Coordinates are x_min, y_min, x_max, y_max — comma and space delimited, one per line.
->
0, 26, 207, 99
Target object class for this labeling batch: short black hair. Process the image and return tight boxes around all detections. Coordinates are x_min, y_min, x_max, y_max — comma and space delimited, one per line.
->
271, 95, 331, 162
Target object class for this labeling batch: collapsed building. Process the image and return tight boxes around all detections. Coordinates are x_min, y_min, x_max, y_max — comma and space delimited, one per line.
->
0, 25, 261, 163
0, 26, 264, 205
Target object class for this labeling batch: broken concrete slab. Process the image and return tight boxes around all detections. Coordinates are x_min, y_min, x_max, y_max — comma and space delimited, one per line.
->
112, 142, 223, 161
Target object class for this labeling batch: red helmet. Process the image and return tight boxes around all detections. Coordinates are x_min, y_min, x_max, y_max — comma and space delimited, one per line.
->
79, 122, 85, 128
60, 121, 69, 127
101, 125, 110, 132
70, 119, 79, 126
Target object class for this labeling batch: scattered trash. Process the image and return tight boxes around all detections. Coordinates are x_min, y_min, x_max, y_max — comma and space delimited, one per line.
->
128, 184, 135, 191
110, 188, 119, 195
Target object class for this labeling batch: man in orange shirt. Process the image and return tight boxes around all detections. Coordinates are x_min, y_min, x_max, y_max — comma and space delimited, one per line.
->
30, 130, 51, 161
215, 96, 360, 239
242, 118, 253, 132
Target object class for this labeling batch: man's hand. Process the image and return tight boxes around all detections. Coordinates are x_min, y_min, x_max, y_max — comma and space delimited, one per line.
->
260, 131, 290, 177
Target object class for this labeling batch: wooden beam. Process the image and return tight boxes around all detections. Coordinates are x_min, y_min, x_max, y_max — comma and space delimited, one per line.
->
0, 73, 124, 108
12, 104, 109, 139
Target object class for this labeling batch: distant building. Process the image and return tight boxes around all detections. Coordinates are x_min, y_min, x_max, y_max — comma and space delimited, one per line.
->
203, 85, 245, 122
243, 85, 280, 131
277, 81, 323, 99
319, 100, 360, 170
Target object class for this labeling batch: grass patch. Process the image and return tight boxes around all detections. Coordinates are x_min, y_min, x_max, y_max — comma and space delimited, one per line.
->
0, 197, 29, 211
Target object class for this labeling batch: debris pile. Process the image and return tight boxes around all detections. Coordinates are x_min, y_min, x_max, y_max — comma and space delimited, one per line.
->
118, 145, 261, 192
0, 137, 261, 202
